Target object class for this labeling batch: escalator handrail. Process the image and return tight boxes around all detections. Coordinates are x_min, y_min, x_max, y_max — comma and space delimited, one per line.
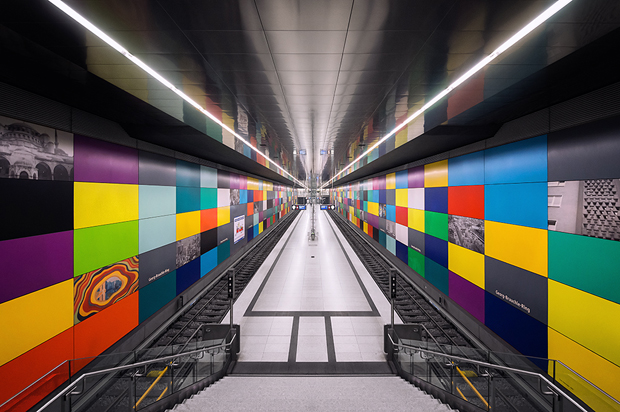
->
387, 333, 591, 412
35, 332, 237, 412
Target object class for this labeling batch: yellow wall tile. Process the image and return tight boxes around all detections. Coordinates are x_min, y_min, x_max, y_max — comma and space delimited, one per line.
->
368, 202, 379, 216
485, 220, 547, 276
408, 208, 425, 232
395, 189, 408, 207
176, 210, 201, 240
448, 243, 485, 289
74, 183, 138, 229
424, 160, 448, 187
0, 280, 73, 365
217, 206, 230, 227
386, 173, 396, 189
549, 280, 620, 368
395, 126, 408, 148
247, 177, 259, 191
548, 328, 620, 411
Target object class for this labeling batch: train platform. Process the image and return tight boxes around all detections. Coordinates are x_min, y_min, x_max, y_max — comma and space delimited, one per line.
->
222, 207, 402, 374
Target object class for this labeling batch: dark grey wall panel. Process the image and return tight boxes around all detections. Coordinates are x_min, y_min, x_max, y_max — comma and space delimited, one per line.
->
408, 228, 425, 254
230, 204, 246, 220
139, 151, 177, 186
0, 82, 72, 132
139, 242, 177, 288
485, 257, 548, 325
548, 115, 620, 181
218, 222, 232, 244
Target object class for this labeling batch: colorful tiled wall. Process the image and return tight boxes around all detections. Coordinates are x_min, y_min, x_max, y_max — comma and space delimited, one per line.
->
0, 117, 293, 407
331, 117, 620, 409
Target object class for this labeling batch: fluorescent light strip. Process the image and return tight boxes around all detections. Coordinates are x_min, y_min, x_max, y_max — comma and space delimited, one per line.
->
321, 0, 572, 189
48, 0, 307, 189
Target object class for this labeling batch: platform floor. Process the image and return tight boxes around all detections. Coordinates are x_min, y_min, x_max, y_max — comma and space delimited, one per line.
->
222, 208, 401, 374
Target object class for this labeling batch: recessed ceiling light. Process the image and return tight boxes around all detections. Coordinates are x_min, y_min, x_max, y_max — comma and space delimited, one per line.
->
47, 0, 307, 189
321, 0, 573, 189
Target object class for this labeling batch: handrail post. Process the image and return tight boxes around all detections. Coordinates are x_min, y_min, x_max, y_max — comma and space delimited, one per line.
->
489, 375, 495, 410
210, 352, 214, 376
129, 373, 136, 412
228, 269, 235, 330
450, 362, 454, 396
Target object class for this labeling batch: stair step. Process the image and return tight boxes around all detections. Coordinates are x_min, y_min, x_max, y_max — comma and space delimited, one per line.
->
173, 376, 453, 411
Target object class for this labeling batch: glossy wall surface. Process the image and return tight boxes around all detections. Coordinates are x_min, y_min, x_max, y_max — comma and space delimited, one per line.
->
331, 116, 620, 407
0, 116, 293, 407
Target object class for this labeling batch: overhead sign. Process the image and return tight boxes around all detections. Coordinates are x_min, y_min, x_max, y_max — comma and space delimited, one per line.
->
299, 149, 307, 155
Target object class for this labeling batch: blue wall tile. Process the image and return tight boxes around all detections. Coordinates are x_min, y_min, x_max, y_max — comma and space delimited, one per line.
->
139, 185, 176, 218
176, 258, 200, 294
425, 234, 448, 268
485, 135, 547, 184
200, 248, 218, 277
425, 187, 448, 213
139, 215, 176, 254
485, 183, 548, 229
396, 241, 408, 264
395, 170, 408, 189
386, 205, 396, 222
176, 160, 201, 187
176, 187, 201, 213
449, 151, 485, 186
485, 292, 547, 367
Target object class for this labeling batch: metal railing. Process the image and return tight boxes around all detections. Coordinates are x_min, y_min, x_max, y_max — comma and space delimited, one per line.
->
32, 330, 237, 412
386, 331, 620, 412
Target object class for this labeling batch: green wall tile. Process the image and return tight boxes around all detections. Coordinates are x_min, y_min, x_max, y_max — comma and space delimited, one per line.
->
408, 247, 425, 277
549, 231, 620, 304
425, 211, 448, 241
206, 118, 222, 143
139, 271, 177, 323
201, 188, 217, 210
74, 220, 139, 276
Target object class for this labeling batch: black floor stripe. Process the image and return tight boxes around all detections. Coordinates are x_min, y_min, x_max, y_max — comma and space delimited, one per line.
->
244, 211, 304, 315
246, 311, 376, 317
325, 316, 336, 363
325, 213, 380, 316
288, 315, 300, 363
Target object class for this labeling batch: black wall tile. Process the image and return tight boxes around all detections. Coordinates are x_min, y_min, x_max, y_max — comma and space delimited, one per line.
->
0, 179, 73, 241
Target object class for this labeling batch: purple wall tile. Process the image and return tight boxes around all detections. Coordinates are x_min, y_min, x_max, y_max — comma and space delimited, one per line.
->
408, 166, 424, 188
0, 231, 73, 304
449, 271, 485, 323
367, 213, 379, 229
239, 175, 247, 190
373, 176, 386, 190
230, 173, 240, 189
74, 135, 139, 184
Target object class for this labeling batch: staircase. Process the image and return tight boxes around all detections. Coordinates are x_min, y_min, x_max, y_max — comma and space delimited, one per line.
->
169, 376, 456, 411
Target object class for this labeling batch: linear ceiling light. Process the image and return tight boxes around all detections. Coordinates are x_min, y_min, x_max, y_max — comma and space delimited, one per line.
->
320, 0, 572, 190
48, 0, 307, 189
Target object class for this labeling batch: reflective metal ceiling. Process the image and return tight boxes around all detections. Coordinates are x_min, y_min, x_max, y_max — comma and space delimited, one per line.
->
0, 0, 619, 186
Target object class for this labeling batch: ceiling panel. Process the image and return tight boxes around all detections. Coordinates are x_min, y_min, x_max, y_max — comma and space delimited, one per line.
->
256, 0, 353, 30
265, 31, 347, 54
0, 0, 618, 186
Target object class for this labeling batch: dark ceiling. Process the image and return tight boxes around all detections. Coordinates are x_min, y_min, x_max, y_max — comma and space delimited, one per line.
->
0, 0, 619, 187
